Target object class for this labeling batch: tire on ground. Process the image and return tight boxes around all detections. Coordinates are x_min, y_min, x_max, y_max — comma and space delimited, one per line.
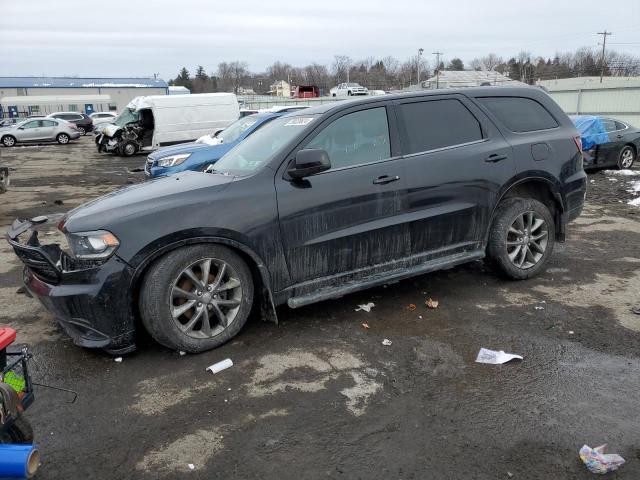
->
487, 197, 555, 280
139, 244, 254, 353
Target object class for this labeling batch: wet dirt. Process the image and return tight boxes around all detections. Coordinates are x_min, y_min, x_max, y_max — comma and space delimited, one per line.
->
0, 139, 639, 479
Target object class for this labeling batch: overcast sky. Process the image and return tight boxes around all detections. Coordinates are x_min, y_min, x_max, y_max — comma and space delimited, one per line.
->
2, 0, 640, 80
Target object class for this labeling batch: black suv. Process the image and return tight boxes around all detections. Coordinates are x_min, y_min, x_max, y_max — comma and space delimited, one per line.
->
47, 112, 93, 135
8, 87, 586, 354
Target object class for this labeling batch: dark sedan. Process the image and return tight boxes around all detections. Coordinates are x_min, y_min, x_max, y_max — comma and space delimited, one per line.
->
571, 115, 639, 170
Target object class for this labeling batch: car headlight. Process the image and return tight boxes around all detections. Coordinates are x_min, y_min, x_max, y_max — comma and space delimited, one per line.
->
66, 230, 120, 260
156, 153, 191, 168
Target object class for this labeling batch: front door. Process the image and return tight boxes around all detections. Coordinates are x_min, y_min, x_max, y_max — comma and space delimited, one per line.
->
17, 120, 42, 141
39, 120, 58, 140
394, 95, 515, 258
276, 105, 409, 286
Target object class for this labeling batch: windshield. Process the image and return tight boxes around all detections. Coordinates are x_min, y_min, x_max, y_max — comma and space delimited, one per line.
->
217, 116, 260, 144
346, 83, 360, 87
114, 108, 139, 127
210, 115, 317, 176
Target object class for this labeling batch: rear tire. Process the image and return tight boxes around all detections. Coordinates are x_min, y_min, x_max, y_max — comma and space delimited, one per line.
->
617, 145, 635, 169
139, 244, 254, 353
56, 133, 70, 144
1, 135, 16, 147
487, 197, 555, 280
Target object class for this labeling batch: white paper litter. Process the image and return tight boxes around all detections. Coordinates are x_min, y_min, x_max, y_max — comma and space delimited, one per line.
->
534, 306, 544, 310
206, 358, 233, 374
355, 302, 375, 312
179, 351, 186, 356
114, 357, 123, 363
475, 348, 523, 364
382, 339, 392, 346
188, 463, 195, 470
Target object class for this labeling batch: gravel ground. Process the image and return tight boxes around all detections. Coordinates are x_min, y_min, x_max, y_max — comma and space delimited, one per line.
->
0, 138, 639, 479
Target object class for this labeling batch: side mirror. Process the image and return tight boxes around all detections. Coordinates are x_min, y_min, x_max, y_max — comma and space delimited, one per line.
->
17, 126, 24, 130
289, 149, 331, 179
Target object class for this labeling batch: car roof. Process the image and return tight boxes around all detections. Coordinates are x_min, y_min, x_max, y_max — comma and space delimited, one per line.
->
291, 86, 546, 117
47, 111, 83, 116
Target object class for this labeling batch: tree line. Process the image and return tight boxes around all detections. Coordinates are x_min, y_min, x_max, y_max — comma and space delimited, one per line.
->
168, 47, 640, 95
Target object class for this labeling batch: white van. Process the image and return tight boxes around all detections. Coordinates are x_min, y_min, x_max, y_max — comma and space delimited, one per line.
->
96, 93, 239, 156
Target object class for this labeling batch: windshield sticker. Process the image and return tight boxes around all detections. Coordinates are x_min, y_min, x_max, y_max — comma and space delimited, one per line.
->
284, 117, 315, 126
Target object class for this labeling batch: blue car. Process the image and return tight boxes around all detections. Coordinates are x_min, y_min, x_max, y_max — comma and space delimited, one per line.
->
144, 112, 285, 178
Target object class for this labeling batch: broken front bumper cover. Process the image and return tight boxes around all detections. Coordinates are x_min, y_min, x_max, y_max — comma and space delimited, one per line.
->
6, 216, 136, 354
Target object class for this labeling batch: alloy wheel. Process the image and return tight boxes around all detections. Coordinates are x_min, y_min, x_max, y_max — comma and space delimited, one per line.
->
170, 258, 243, 339
2, 136, 15, 147
620, 148, 634, 168
506, 211, 548, 269
58, 134, 69, 144
77, 127, 86, 135
123, 143, 136, 156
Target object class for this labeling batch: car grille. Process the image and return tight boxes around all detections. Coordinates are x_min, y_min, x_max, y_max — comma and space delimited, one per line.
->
10, 244, 60, 283
145, 156, 153, 176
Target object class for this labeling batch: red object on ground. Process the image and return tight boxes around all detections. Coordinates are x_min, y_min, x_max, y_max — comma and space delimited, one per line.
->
0, 328, 16, 350
292, 85, 319, 98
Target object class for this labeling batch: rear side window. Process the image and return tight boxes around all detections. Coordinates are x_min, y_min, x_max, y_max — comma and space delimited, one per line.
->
399, 99, 483, 154
478, 97, 558, 132
41, 120, 57, 127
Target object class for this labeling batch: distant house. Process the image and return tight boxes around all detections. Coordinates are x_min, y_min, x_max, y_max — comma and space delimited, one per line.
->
0, 77, 168, 116
268, 80, 292, 97
422, 70, 523, 89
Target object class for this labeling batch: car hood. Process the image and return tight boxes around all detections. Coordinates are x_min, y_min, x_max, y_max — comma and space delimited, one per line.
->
63, 171, 235, 232
148, 142, 219, 160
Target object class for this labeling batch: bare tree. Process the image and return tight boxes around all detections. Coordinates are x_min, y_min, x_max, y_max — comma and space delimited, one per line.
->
332, 55, 352, 83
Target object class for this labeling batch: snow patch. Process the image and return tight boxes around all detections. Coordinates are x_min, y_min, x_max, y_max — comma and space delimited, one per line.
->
605, 169, 640, 176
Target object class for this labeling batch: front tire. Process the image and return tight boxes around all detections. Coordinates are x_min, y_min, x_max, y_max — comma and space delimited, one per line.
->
56, 133, 70, 144
0, 416, 34, 443
1, 135, 16, 147
120, 141, 137, 157
617, 145, 635, 169
139, 245, 254, 353
77, 126, 86, 136
487, 198, 555, 280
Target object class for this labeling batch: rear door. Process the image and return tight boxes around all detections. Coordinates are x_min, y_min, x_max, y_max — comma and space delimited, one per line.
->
276, 104, 409, 285
598, 118, 627, 165
39, 120, 58, 140
395, 94, 515, 257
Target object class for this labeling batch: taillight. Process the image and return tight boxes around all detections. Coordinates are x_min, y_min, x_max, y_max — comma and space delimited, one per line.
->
573, 135, 583, 152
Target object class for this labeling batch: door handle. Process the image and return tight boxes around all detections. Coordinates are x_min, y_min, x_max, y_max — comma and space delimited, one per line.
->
616, 134, 624, 139
485, 153, 508, 163
373, 175, 400, 185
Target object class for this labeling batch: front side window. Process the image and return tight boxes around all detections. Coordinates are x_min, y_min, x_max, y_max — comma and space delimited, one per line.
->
22, 121, 40, 129
478, 97, 558, 133
400, 99, 483, 154
305, 107, 391, 169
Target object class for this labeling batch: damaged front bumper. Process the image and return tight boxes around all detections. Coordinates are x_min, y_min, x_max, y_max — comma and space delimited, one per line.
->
6, 216, 136, 354
96, 133, 121, 153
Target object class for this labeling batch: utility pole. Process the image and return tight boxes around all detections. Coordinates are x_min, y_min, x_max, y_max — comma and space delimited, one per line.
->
417, 48, 424, 87
597, 30, 612, 83
432, 52, 443, 89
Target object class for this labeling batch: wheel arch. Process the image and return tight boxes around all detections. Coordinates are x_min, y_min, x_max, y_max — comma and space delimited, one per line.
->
488, 176, 565, 242
128, 234, 278, 328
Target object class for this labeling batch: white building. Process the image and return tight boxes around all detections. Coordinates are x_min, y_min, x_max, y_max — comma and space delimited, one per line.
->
0, 77, 168, 117
538, 77, 640, 126
422, 70, 524, 89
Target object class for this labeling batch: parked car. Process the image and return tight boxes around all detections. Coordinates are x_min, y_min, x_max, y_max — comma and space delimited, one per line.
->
330, 82, 369, 97
0, 118, 81, 147
46, 112, 94, 135
571, 115, 639, 170
239, 109, 259, 118
7, 87, 586, 354
96, 93, 240, 157
145, 112, 288, 178
89, 112, 117, 126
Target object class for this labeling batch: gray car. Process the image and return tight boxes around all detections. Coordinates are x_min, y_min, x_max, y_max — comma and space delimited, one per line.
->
0, 118, 81, 147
